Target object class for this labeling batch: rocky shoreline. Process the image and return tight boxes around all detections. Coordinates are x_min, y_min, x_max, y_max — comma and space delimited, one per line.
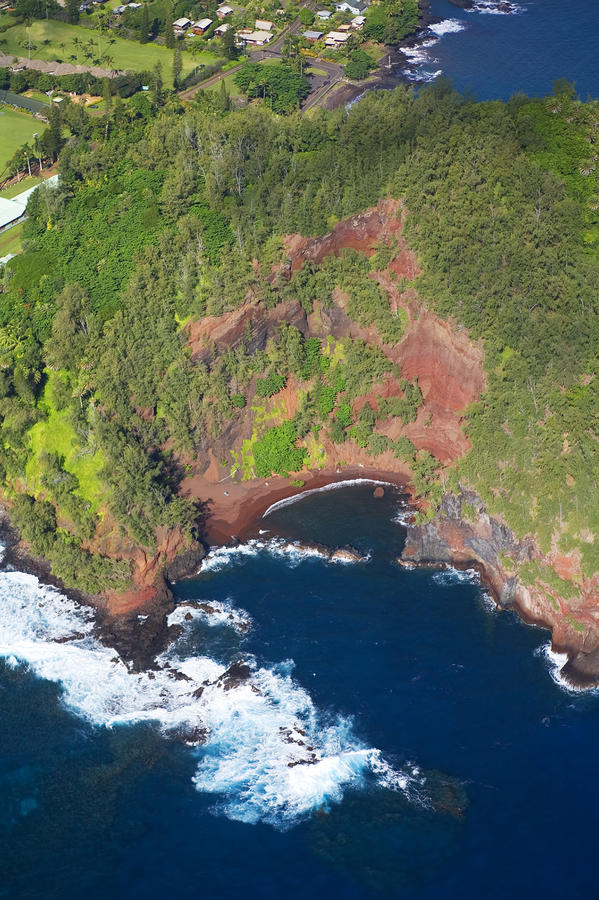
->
0, 500, 205, 670
400, 491, 599, 690
3, 471, 599, 690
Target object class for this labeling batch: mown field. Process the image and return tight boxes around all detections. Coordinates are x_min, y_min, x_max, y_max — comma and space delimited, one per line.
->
0, 106, 42, 175
0, 20, 217, 86
0, 222, 24, 259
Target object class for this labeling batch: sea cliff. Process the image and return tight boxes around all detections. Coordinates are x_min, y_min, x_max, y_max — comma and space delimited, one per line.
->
401, 491, 599, 688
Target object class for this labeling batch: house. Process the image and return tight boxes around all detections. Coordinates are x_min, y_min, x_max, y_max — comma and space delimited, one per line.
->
325, 30, 350, 47
254, 19, 274, 31
335, 1, 366, 15
236, 30, 273, 45
0, 175, 59, 234
191, 18, 213, 34
216, 4, 233, 18
214, 22, 230, 35
351, 15, 365, 28
316, 10, 332, 19
302, 30, 324, 42
337, 23, 351, 31
172, 17, 192, 34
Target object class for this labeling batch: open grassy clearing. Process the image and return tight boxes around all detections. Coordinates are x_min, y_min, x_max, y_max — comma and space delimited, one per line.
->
202, 58, 281, 98
26, 374, 105, 513
0, 106, 43, 175
204, 71, 243, 97
0, 175, 45, 199
0, 20, 216, 87
0, 222, 24, 258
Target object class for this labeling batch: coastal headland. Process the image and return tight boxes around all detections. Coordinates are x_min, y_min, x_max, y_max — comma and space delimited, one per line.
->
3, 81, 599, 691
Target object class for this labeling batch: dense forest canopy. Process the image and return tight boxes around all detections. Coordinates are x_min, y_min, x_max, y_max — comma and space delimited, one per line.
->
2, 78, 599, 594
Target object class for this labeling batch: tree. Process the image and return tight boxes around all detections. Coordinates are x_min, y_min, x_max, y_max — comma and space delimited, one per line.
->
139, 2, 150, 44
150, 63, 164, 108
102, 77, 113, 138
221, 26, 238, 60
299, 7, 314, 25
45, 284, 95, 371
95, 10, 110, 59
66, 0, 79, 24
42, 104, 64, 161
165, 5, 176, 49
172, 46, 182, 89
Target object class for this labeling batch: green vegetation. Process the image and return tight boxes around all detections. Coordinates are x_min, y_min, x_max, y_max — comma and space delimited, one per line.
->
345, 50, 377, 81
362, 0, 420, 44
254, 423, 307, 478
0, 19, 209, 86
1, 72, 599, 607
0, 223, 24, 259
0, 107, 42, 172
235, 62, 310, 114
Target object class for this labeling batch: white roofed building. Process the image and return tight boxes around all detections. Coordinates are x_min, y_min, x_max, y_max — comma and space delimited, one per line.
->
325, 30, 350, 47
191, 18, 213, 34
172, 17, 191, 33
236, 30, 273, 45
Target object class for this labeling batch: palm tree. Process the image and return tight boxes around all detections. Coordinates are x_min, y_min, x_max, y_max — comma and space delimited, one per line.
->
103, 53, 115, 75
72, 35, 82, 64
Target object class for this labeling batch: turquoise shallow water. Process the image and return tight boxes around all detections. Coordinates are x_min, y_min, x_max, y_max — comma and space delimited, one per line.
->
1, 483, 599, 899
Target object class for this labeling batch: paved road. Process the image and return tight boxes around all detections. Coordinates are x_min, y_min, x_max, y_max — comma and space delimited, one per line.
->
178, 7, 345, 113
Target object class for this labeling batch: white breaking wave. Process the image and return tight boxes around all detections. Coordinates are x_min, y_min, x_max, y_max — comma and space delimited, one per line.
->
534, 643, 591, 695
432, 567, 480, 586
200, 536, 366, 573
168, 599, 253, 634
469, 1, 525, 15
429, 18, 467, 36
262, 479, 394, 518
0, 566, 417, 828
392, 508, 413, 526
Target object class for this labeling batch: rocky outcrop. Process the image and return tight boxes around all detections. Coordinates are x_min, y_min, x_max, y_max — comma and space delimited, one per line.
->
402, 491, 599, 688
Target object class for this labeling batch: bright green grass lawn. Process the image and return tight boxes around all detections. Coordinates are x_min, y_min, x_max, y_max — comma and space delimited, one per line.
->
0, 222, 24, 259
0, 175, 45, 199
204, 71, 243, 97
26, 372, 105, 514
24, 90, 51, 103
0, 107, 42, 176
1, 20, 217, 87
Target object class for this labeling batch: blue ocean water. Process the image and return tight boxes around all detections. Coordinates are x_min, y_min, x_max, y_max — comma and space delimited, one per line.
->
404, 0, 599, 100
2, 483, 599, 899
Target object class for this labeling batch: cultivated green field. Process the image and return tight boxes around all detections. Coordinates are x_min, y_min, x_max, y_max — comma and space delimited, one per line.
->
0, 20, 217, 87
0, 107, 42, 176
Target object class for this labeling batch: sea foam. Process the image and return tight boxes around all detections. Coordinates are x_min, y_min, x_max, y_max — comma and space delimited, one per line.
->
534, 643, 591, 695
262, 479, 394, 518
200, 536, 366, 574
432, 567, 480, 587
428, 19, 467, 36
0, 565, 417, 828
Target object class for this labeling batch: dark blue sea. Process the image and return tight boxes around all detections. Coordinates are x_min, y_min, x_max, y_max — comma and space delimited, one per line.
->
404, 0, 599, 100
3, 6, 599, 895
2, 483, 599, 899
